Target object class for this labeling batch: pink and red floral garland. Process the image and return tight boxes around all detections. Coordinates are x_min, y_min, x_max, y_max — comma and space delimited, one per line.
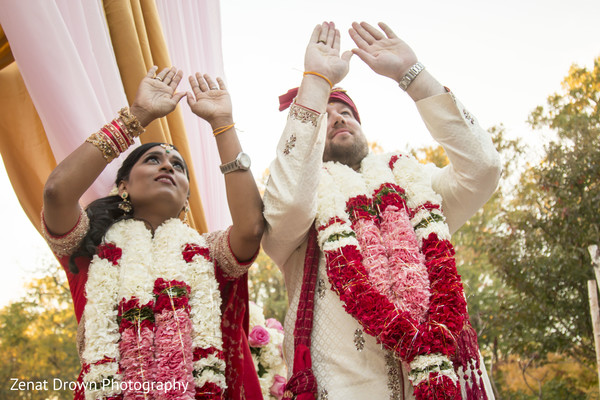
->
80, 219, 226, 400
316, 153, 486, 400
118, 298, 155, 400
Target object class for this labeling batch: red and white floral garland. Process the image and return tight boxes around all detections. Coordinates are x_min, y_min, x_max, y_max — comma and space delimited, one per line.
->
80, 218, 226, 400
315, 153, 486, 400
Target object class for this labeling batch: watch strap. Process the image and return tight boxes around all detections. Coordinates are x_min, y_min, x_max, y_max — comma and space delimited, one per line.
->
219, 152, 250, 174
398, 62, 425, 91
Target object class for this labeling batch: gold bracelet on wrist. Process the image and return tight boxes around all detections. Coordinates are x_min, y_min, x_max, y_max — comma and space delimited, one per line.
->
86, 131, 119, 163
118, 107, 145, 139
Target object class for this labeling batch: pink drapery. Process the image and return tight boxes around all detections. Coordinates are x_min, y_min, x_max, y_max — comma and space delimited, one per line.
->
0, 0, 229, 230
156, 0, 229, 230
0, 0, 129, 205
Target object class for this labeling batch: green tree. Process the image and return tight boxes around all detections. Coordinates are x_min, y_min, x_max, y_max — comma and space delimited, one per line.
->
411, 144, 450, 168
0, 262, 79, 400
496, 353, 596, 400
248, 250, 288, 324
478, 57, 600, 397
486, 58, 599, 363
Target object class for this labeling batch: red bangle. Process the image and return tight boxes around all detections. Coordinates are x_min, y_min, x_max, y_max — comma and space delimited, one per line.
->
100, 126, 124, 153
105, 123, 128, 152
110, 120, 132, 146
114, 118, 135, 145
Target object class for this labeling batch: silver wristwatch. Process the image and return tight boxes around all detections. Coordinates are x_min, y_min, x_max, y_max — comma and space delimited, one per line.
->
219, 152, 251, 174
398, 62, 425, 91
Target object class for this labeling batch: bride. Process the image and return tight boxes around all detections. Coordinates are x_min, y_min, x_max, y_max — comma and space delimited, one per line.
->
41, 66, 264, 399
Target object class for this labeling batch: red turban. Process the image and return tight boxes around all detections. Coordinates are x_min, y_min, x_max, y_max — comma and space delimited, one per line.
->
278, 87, 361, 124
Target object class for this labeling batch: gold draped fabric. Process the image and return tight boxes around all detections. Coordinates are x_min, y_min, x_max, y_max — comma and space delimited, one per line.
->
0, 1, 208, 234
0, 26, 14, 69
0, 62, 56, 228
0, 23, 54, 230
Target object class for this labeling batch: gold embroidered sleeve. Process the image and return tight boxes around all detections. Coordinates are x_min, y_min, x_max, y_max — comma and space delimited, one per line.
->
288, 103, 319, 127
76, 314, 86, 363
206, 226, 258, 280
41, 207, 90, 257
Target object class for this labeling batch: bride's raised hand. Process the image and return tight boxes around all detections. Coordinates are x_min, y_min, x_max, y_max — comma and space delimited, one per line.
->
186, 73, 233, 127
130, 66, 186, 127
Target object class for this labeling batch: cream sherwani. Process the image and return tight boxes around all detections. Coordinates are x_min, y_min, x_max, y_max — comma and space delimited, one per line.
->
262, 92, 501, 399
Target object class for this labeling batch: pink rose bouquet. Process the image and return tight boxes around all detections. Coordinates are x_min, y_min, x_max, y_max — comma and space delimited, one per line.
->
248, 302, 287, 399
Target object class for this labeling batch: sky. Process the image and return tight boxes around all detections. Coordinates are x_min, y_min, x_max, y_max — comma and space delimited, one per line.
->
0, 0, 599, 307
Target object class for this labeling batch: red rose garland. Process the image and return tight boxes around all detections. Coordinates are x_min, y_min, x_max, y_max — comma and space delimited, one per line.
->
317, 154, 486, 399
97, 242, 122, 265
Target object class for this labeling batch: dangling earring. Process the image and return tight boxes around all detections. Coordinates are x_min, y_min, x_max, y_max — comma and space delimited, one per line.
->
118, 191, 133, 214
182, 206, 190, 225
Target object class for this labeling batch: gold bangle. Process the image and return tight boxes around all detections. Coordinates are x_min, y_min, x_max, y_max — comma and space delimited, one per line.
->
118, 107, 145, 139
86, 131, 119, 163
213, 123, 235, 137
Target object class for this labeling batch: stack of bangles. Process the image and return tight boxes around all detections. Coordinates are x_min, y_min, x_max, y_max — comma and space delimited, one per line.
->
86, 107, 145, 163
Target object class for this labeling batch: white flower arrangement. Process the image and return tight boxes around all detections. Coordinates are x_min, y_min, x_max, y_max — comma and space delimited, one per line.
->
408, 353, 458, 386
248, 301, 287, 400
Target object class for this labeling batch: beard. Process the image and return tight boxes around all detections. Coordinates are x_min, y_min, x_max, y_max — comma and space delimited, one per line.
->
323, 134, 369, 168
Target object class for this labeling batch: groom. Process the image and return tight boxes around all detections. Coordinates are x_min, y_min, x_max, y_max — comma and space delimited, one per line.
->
262, 21, 500, 399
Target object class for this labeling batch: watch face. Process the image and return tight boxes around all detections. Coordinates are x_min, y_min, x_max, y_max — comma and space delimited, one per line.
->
239, 153, 251, 169
220, 152, 251, 174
